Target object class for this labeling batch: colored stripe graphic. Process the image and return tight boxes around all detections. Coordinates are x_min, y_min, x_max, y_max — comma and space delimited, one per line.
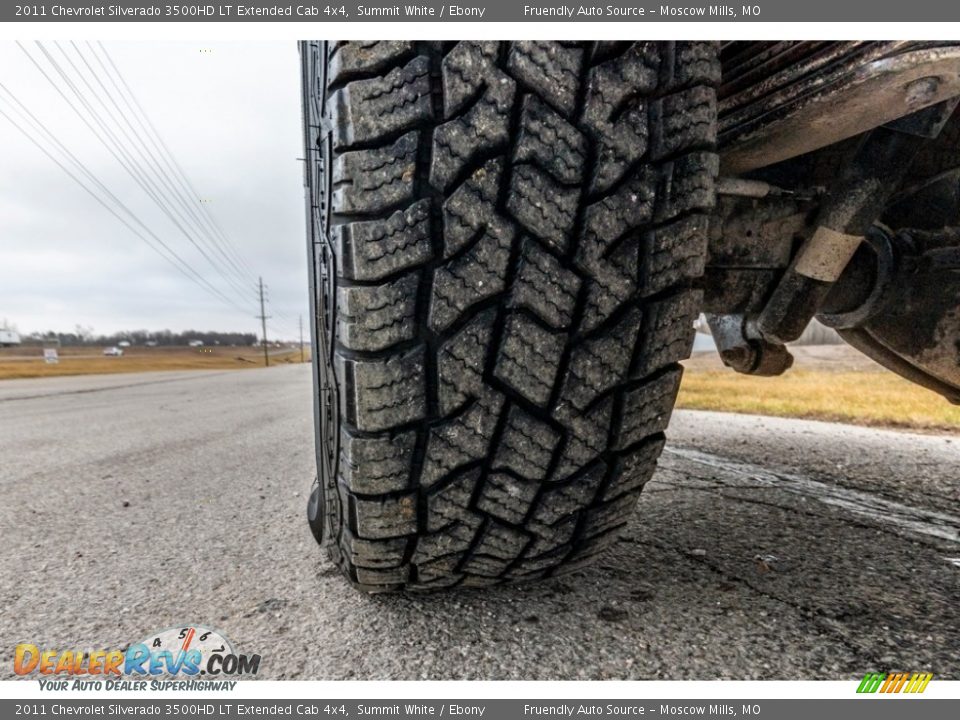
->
857, 672, 932, 694
857, 672, 885, 693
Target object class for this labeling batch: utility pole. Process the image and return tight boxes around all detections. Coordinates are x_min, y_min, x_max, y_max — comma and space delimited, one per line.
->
257, 276, 270, 367
299, 314, 305, 363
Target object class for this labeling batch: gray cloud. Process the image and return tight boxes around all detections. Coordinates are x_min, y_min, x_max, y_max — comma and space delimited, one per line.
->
0, 41, 307, 340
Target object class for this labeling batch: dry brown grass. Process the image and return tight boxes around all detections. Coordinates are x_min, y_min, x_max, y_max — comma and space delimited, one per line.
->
678, 369, 960, 433
0, 345, 309, 380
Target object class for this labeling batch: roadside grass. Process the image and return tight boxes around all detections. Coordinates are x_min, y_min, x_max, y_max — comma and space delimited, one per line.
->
0, 346, 309, 380
678, 369, 960, 433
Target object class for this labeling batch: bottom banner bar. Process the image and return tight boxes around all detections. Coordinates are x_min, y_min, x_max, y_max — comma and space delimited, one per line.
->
2, 700, 957, 719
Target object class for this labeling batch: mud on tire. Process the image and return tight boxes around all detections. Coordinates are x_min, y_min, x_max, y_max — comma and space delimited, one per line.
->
302, 41, 719, 592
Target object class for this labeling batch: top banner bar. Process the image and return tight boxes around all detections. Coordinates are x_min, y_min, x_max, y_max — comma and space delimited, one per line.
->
4, 1, 958, 23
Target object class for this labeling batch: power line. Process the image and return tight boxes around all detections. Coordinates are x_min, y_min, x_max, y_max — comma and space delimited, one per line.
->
12, 42, 251, 315
71, 41, 256, 297
0, 95, 247, 315
31, 41, 256, 310
94, 41, 261, 286
82, 41, 260, 292
5, 42, 305, 334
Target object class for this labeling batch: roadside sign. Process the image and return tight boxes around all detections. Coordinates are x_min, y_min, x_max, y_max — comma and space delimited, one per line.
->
43, 348, 58, 364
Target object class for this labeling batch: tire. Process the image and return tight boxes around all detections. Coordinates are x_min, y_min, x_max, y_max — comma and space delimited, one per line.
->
302, 41, 720, 592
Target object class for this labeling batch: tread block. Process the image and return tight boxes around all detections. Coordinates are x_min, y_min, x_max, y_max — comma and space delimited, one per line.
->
583, 43, 660, 192
654, 152, 718, 223
442, 158, 505, 258
460, 521, 530, 576
429, 226, 514, 333
631, 290, 700, 379
331, 132, 418, 215
493, 313, 565, 406
437, 309, 496, 414
579, 171, 656, 270
649, 86, 717, 161
514, 95, 587, 185
410, 518, 481, 582
424, 468, 483, 533
334, 200, 432, 282
336, 273, 419, 352
506, 544, 573, 578
419, 393, 504, 489
534, 462, 606, 525
507, 41, 584, 115
413, 523, 478, 571
510, 239, 582, 330
580, 242, 640, 333
330, 56, 432, 148
562, 532, 617, 571
508, 163, 578, 254
587, 43, 661, 114
352, 491, 418, 539
431, 75, 516, 191
327, 41, 415, 86
493, 405, 560, 481
555, 308, 643, 419
411, 555, 464, 587
337, 345, 426, 432
552, 396, 614, 481
616, 368, 683, 449
477, 472, 539, 525
639, 214, 708, 297
592, 105, 648, 195
354, 565, 410, 586
440, 42, 500, 117
581, 493, 638, 538
339, 428, 416, 494
669, 41, 722, 91
342, 531, 408, 569
525, 517, 577, 558
602, 436, 665, 502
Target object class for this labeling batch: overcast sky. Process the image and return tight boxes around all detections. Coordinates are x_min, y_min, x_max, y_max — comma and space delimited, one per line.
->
0, 41, 307, 340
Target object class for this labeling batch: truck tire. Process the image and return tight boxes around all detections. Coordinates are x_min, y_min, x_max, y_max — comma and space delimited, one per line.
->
302, 41, 719, 592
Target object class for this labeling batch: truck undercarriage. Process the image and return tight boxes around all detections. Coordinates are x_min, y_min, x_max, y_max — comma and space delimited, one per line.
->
711, 41, 960, 401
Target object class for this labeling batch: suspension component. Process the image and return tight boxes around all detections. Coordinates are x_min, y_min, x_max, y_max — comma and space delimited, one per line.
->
755, 99, 960, 345
705, 314, 795, 376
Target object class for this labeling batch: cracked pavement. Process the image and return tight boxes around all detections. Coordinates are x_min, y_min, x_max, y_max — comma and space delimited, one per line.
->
1, 366, 958, 679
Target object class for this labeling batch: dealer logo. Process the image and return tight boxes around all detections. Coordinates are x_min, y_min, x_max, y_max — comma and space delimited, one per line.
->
14, 624, 260, 679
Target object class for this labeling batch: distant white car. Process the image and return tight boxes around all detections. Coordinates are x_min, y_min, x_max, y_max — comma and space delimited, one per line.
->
187, 340, 204, 347
103, 346, 124, 357
118, 340, 131, 348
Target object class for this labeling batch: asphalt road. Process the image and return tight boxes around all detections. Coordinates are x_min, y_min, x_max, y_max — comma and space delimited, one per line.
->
1, 366, 958, 680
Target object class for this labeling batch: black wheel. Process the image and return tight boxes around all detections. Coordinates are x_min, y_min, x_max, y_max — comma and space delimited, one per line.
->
301, 41, 720, 592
